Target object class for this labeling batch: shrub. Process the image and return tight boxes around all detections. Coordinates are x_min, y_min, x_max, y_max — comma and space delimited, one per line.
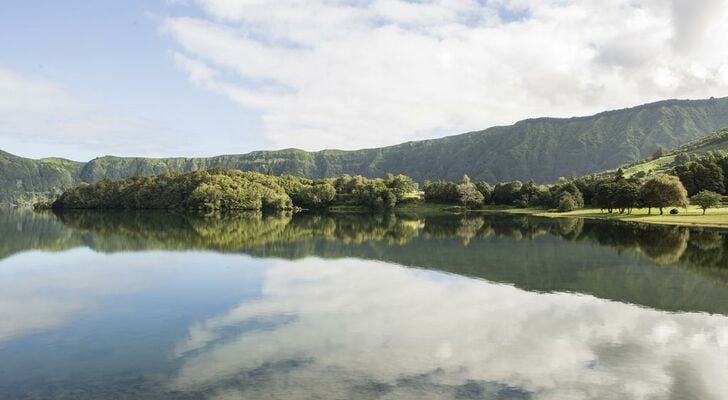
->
557, 192, 578, 212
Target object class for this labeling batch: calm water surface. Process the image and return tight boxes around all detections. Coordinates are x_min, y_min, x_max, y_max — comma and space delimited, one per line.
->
1, 210, 727, 399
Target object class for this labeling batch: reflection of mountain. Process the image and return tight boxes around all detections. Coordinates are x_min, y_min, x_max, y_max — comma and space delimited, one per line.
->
3, 209, 728, 315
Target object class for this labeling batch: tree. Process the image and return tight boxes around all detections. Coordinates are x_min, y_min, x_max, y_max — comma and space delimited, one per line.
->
519, 180, 539, 206
457, 180, 484, 208
674, 152, 690, 165
455, 175, 483, 208
295, 183, 337, 208
424, 180, 460, 204
673, 159, 725, 196
550, 181, 584, 209
474, 182, 492, 204
492, 181, 523, 205
557, 192, 578, 212
384, 174, 418, 200
613, 181, 640, 214
691, 190, 722, 215
593, 181, 617, 213
639, 174, 689, 215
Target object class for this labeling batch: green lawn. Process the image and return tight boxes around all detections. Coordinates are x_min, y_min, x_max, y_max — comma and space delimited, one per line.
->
336, 200, 728, 229
619, 155, 675, 177
527, 205, 728, 228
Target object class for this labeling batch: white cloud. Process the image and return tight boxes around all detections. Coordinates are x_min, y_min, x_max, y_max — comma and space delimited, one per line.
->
0, 67, 84, 113
171, 257, 728, 400
0, 65, 202, 159
165, 0, 728, 151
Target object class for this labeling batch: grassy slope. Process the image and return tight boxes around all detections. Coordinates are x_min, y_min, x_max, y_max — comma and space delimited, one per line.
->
619, 127, 728, 177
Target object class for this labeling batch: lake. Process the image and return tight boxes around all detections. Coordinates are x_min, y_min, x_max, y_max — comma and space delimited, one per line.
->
1, 209, 727, 399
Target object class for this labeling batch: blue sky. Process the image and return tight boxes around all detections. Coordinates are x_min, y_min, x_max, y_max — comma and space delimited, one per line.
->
0, 0, 264, 160
1, 0, 727, 161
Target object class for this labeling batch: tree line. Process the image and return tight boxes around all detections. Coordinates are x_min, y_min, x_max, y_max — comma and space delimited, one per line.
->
423, 168, 718, 215
47, 168, 419, 211
45, 150, 727, 215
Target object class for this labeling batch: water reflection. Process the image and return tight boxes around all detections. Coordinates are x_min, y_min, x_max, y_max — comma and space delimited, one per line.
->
1, 209, 728, 399
170, 258, 728, 400
3, 209, 728, 314
7, 209, 728, 270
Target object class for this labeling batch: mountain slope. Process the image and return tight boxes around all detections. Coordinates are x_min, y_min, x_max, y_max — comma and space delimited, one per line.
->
3, 97, 728, 205
619, 127, 728, 177
0, 150, 83, 206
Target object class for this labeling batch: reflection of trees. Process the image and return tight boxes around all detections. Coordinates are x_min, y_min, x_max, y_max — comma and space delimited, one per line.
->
0, 209, 83, 259
637, 227, 689, 265
50, 210, 422, 253
682, 229, 728, 270
3, 210, 727, 275
553, 218, 584, 240
5, 210, 725, 274
2, 209, 728, 314
456, 217, 484, 246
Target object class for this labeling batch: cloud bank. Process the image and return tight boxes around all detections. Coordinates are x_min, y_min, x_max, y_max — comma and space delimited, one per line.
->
166, 0, 728, 151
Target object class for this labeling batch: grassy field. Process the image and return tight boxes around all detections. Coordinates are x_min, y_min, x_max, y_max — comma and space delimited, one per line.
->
329, 201, 728, 229
487, 205, 728, 228
621, 156, 674, 176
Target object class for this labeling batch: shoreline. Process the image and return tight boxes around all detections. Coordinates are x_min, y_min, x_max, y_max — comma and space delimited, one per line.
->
390, 202, 728, 229
475, 206, 728, 230
20, 201, 728, 229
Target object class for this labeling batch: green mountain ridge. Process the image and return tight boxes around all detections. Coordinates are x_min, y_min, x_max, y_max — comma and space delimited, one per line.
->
3, 96, 728, 206
619, 127, 728, 177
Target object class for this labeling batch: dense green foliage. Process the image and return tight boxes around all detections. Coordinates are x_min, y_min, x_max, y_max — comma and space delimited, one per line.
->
53, 169, 294, 211
51, 168, 419, 211
638, 174, 689, 215
557, 192, 578, 212
423, 175, 485, 208
673, 158, 725, 195
691, 190, 723, 214
423, 166, 692, 215
3, 97, 728, 206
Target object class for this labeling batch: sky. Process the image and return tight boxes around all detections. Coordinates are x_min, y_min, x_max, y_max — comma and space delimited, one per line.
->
1, 0, 728, 161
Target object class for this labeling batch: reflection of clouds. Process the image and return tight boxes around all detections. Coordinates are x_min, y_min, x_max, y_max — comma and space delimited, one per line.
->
173, 258, 728, 400
0, 249, 253, 344
0, 249, 150, 343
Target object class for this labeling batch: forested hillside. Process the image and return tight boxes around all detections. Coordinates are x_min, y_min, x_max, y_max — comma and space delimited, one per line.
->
0, 150, 83, 206
3, 97, 728, 206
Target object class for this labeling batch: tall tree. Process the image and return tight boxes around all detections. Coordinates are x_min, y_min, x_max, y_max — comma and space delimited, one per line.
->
457, 175, 484, 208
613, 181, 640, 214
639, 174, 689, 215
